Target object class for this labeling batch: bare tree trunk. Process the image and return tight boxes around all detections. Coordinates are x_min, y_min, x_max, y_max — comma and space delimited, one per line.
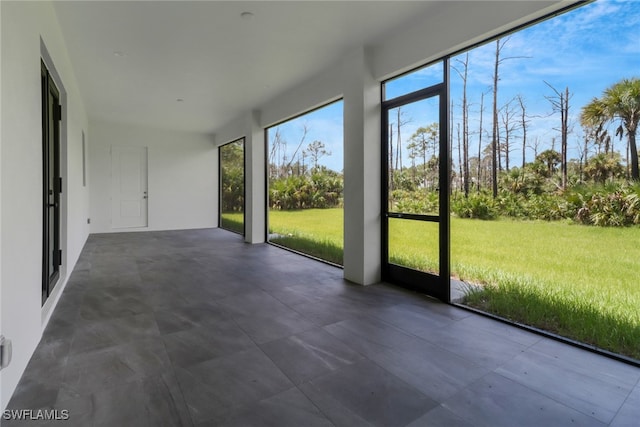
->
561, 87, 569, 189
517, 95, 528, 169
454, 53, 470, 197
544, 82, 571, 189
284, 124, 309, 172
490, 37, 529, 195
457, 123, 462, 193
580, 136, 588, 183
492, 40, 500, 197
498, 131, 502, 173
478, 92, 484, 192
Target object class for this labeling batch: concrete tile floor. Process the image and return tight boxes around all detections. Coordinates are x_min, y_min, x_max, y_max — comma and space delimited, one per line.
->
5, 228, 640, 426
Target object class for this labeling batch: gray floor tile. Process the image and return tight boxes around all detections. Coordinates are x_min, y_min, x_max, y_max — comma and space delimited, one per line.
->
406, 404, 476, 427
260, 327, 364, 384
301, 359, 438, 427
56, 371, 193, 427
496, 338, 640, 424
153, 301, 230, 334
415, 319, 529, 369
216, 290, 297, 319
202, 387, 333, 427
453, 312, 543, 347
8, 229, 639, 427
298, 381, 375, 427
176, 347, 293, 423
20, 338, 70, 385
442, 373, 607, 427
162, 320, 256, 367
69, 312, 160, 355
368, 302, 462, 337
79, 286, 152, 321
610, 381, 640, 427
367, 337, 490, 402
62, 336, 172, 397
234, 310, 317, 344
323, 316, 418, 358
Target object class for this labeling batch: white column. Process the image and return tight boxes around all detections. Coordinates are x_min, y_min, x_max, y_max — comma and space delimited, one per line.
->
244, 110, 266, 244
342, 47, 381, 285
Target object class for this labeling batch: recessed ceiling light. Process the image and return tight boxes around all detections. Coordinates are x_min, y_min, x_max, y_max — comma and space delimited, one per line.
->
113, 51, 125, 57
240, 11, 254, 20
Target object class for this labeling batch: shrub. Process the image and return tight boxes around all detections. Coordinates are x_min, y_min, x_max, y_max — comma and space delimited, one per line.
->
451, 192, 497, 220
269, 172, 343, 210
576, 185, 640, 226
392, 190, 439, 214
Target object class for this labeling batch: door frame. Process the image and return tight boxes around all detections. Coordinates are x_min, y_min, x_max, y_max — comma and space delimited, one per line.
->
381, 60, 451, 302
218, 137, 246, 235
41, 61, 62, 305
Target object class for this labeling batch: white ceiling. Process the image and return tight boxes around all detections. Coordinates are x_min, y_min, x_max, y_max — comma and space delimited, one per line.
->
52, 1, 443, 134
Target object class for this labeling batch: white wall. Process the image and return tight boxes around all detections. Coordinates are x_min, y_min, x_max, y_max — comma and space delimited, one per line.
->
0, 0, 89, 409
89, 120, 217, 233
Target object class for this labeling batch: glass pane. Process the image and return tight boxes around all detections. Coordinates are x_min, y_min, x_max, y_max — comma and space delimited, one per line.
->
267, 100, 344, 265
388, 218, 439, 275
219, 139, 245, 234
387, 96, 440, 215
384, 61, 443, 100
448, 0, 640, 360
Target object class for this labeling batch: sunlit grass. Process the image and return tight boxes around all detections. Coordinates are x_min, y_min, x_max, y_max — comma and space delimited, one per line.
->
268, 208, 344, 265
220, 213, 244, 234
244, 208, 640, 360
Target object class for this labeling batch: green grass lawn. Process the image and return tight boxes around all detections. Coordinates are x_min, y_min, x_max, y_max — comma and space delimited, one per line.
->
220, 212, 244, 234
245, 208, 640, 360
268, 208, 344, 265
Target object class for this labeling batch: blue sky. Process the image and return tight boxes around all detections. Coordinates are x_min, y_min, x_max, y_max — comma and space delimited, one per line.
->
269, 0, 640, 173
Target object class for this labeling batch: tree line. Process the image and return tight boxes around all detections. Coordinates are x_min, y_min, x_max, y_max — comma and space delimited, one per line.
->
268, 129, 342, 210
390, 40, 638, 195
386, 38, 639, 226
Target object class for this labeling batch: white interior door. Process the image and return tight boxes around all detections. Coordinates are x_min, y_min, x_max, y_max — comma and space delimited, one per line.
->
111, 146, 148, 228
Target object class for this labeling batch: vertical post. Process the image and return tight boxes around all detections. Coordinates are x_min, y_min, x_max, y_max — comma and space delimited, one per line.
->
244, 111, 266, 244
343, 47, 381, 285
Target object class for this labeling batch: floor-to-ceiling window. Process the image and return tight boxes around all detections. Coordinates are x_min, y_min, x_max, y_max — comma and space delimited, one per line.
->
382, 0, 640, 361
266, 100, 344, 265
219, 138, 245, 235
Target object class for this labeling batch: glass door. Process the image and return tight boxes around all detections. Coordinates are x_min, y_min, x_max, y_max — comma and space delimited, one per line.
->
41, 61, 62, 305
382, 84, 449, 301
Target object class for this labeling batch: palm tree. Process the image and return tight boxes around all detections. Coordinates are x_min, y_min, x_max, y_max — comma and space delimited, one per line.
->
581, 78, 640, 180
